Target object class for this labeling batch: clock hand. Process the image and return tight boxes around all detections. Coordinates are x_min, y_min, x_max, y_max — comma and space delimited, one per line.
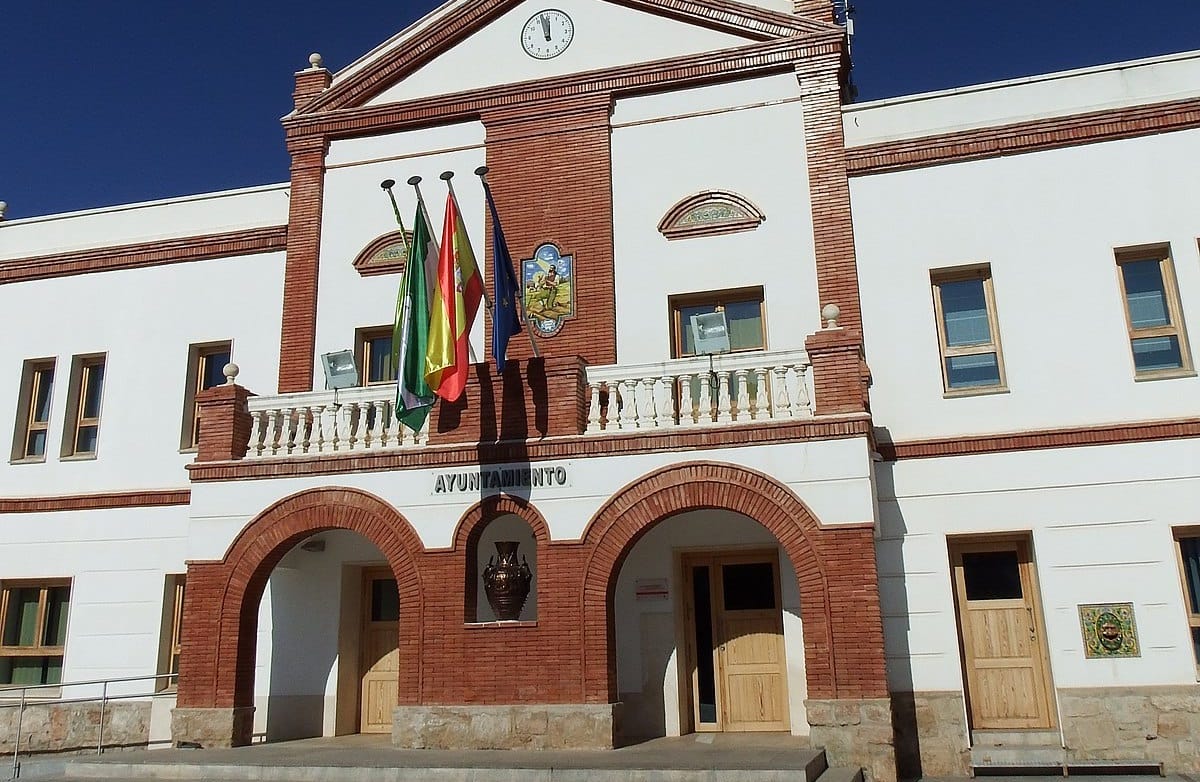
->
540, 13, 551, 40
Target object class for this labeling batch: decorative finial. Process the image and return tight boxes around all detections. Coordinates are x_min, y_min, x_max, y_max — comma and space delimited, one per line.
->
0, 201, 7, 221
821, 303, 841, 329
223, 362, 240, 385
380, 179, 396, 190
407, 175, 422, 186
439, 171, 454, 181
308, 53, 324, 70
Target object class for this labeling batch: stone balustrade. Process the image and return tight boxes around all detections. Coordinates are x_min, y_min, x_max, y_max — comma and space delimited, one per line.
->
245, 385, 426, 458
584, 348, 813, 432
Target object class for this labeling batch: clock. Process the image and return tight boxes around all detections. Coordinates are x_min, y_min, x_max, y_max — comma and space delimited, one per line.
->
521, 9, 574, 60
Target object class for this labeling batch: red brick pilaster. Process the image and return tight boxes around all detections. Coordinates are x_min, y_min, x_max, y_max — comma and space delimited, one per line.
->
481, 95, 616, 366
195, 383, 253, 462
805, 325, 868, 416
797, 51, 863, 332
293, 59, 331, 112
278, 135, 329, 393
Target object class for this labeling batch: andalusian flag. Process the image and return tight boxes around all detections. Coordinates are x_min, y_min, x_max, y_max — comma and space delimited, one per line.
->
393, 202, 436, 432
424, 189, 484, 401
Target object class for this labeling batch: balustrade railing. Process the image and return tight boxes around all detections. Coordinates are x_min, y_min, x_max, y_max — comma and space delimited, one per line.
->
584, 349, 812, 432
246, 385, 427, 458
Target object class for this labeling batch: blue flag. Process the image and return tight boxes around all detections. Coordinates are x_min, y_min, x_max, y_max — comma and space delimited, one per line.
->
483, 182, 524, 372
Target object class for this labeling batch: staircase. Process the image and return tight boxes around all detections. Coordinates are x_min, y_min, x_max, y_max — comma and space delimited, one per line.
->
971, 730, 1164, 777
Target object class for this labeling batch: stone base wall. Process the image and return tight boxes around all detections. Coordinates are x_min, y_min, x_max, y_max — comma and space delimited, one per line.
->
392, 703, 620, 750
890, 691, 969, 779
170, 706, 255, 748
1060, 684, 1200, 773
806, 698, 896, 782
0, 701, 151, 755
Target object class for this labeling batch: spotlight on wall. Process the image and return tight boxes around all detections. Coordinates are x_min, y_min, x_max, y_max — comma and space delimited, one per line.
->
321, 350, 359, 390
300, 538, 326, 553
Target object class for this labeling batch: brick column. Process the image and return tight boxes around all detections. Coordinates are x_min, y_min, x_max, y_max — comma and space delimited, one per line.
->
794, 0, 836, 22
195, 382, 253, 462
805, 322, 868, 416
292, 56, 331, 111
277, 133, 329, 393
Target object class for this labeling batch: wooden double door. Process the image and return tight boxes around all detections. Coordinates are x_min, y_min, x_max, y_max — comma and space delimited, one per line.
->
681, 550, 790, 732
949, 537, 1056, 730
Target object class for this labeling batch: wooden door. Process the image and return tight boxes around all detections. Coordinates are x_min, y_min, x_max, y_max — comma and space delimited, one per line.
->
359, 568, 399, 734
950, 538, 1055, 730
683, 551, 789, 732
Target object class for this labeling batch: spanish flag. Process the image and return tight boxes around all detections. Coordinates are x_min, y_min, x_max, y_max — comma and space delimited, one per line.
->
424, 189, 484, 401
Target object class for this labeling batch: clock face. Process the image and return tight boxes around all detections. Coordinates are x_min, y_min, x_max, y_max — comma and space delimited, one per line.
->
521, 9, 574, 60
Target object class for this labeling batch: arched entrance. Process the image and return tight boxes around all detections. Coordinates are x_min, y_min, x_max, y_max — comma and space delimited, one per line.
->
172, 488, 425, 747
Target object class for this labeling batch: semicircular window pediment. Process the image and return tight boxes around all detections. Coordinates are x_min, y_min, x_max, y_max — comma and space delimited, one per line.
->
657, 191, 765, 240
353, 230, 413, 277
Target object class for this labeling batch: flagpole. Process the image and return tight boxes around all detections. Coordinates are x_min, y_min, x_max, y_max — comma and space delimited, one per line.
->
475, 166, 541, 359
378, 179, 411, 257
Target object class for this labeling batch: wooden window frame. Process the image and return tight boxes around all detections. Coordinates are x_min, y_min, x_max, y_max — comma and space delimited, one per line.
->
157, 575, 186, 691
61, 354, 106, 459
1115, 246, 1193, 380
355, 326, 395, 387
930, 265, 1008, 397
1172, 527, 1200, 679
10, 358, 56, 463
0, 579, 71, 689
180, 341, 233, 451
668, 286, 767, 359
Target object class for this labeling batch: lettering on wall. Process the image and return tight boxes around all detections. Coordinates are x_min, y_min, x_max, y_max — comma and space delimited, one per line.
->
433, 464, 570, 495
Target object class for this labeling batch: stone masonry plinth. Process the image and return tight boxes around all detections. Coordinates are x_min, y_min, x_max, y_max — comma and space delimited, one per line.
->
807, 697, 896, 782
392, 703, 620, 750
170, 707, 254, 748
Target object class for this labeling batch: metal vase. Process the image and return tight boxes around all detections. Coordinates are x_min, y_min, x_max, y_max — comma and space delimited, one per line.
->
482, 540, 533, 621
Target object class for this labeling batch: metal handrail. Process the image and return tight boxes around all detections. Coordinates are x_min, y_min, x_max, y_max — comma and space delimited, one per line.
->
4, 672, 178, 779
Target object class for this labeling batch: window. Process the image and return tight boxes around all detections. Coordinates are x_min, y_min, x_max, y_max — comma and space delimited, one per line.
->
62, 354, 105, 457
1174, 531, 1200, 673
356, 326, 394, 386
181, 342, 232, 450
1116, 248, 1192, 377
157, 575, 185, 689
11, 359, 55, 462
669, 287, 765, 358
931, 266, 1006, 394
0, 581, 70, 687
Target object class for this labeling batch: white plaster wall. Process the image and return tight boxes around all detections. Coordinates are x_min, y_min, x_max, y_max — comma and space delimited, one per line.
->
854, 129, 1200, 441
614, 509, 808, 737
252, 530, 386, 741
0, 253, 285, 495
876, 437, 1200, 696
315, 124, 487, 390
611, 76, 819, 364
0, 505, 189, 697
364, 0, 752, 106
187, 436, 875, 560
844, 51, 1200, 146
0, 185, 288, 259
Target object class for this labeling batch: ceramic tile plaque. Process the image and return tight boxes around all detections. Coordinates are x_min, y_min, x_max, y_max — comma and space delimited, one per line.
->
1078, 602, 1140, 658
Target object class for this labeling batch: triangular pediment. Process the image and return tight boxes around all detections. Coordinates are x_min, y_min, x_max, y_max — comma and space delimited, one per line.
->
298, 0, 840, 114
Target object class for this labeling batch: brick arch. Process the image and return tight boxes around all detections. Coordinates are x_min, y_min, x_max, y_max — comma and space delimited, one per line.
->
579, 461, 886, 704
453, 495, 551, 621
176, 487, 425, 740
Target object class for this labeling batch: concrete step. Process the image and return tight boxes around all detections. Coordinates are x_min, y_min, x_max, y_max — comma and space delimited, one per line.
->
814, 767, 863, 782
972, 730, 1062, 748
60, 766, 822, 782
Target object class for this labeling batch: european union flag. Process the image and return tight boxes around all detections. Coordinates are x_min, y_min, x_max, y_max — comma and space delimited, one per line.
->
483, 181, 524, 372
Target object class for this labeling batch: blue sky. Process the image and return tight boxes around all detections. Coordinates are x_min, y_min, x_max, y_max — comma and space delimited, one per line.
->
2, 1, 1198, 220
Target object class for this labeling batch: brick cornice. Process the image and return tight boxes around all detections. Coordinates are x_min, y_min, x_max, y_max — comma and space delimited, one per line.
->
302, 0, 839, 114
0, 489, 191, 514
846, 96, 1200, 176
187, 414, 872, 482
877, 416, 1200, 461
284, 35, 842, 142
0, 226, 288, 285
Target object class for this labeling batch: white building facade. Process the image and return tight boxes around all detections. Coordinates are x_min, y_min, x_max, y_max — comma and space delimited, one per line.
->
1, 1, 1198, 779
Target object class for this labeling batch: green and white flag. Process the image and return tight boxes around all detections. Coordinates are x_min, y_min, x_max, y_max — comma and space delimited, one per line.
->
393, 202, 437, 432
